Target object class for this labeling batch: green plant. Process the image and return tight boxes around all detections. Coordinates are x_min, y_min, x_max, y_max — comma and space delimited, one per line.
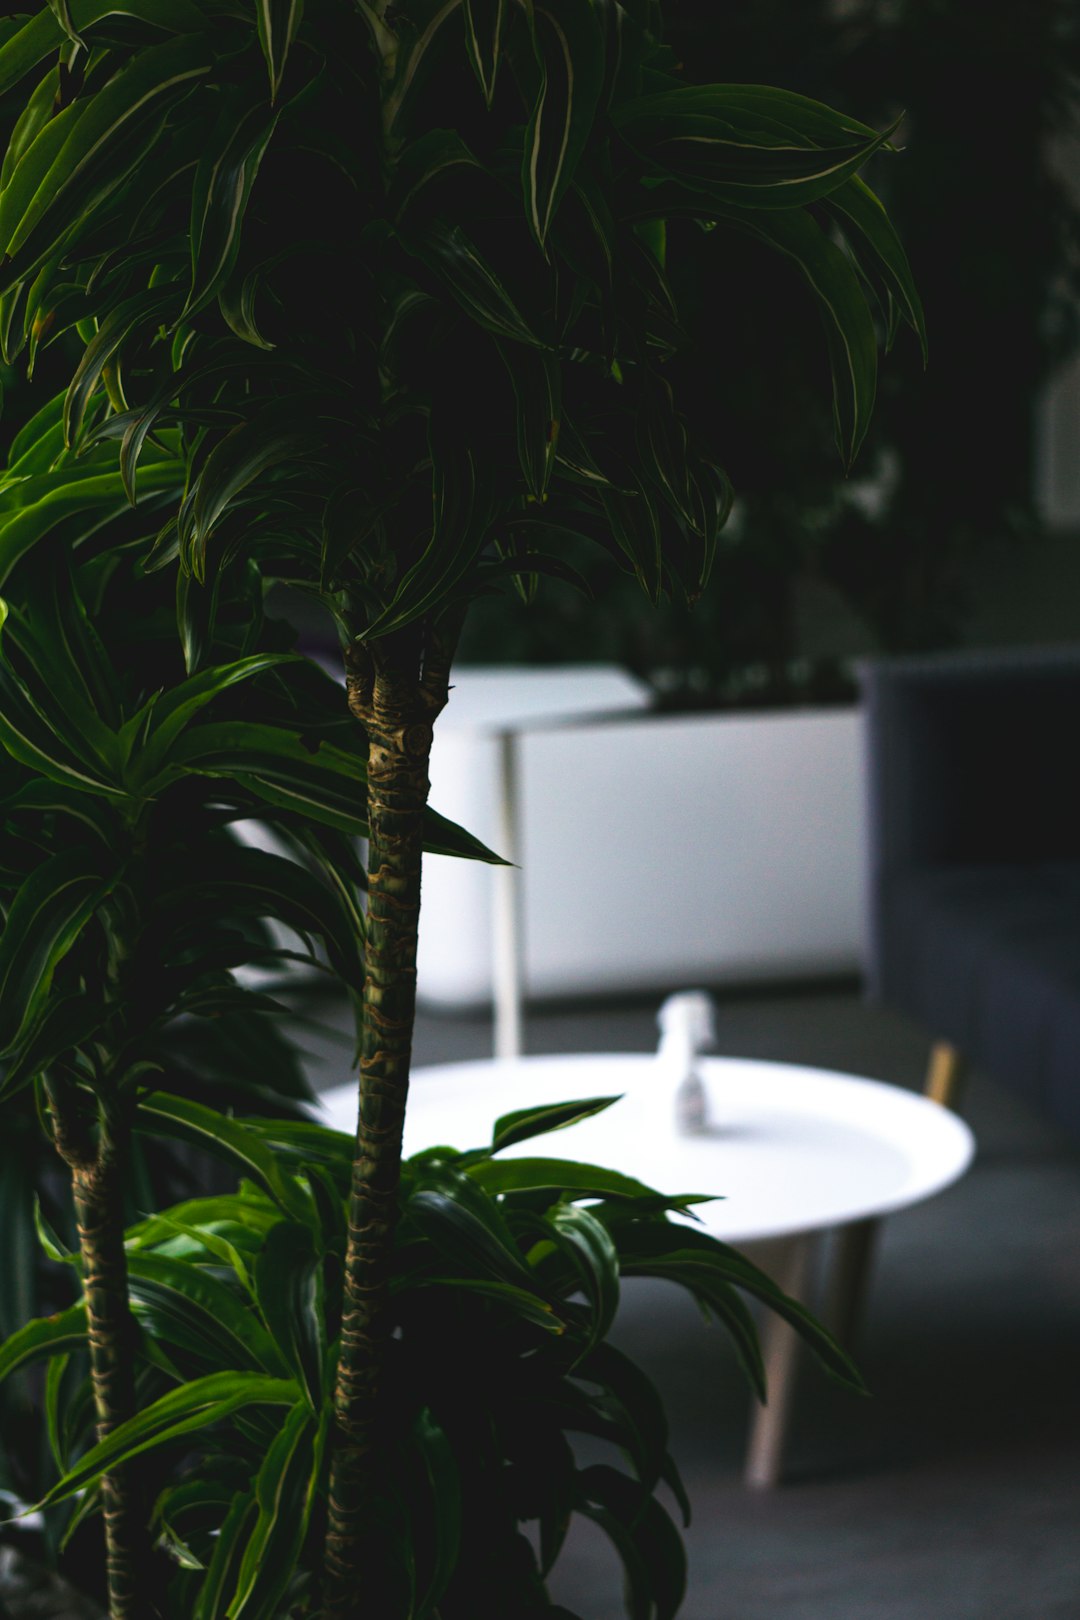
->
3, 1094, 858, 1619
0, 1, 921, 1614
0, 407, 492, 1614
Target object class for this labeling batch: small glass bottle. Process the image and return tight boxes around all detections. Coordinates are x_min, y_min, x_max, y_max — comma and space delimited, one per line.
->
656, 990, 717, 1136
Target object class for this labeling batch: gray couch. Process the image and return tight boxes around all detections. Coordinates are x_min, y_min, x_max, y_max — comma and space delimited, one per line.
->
859, 645, 1080, 1137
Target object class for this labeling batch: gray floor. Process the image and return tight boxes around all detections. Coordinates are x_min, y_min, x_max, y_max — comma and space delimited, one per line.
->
310, 981, 1080, 1620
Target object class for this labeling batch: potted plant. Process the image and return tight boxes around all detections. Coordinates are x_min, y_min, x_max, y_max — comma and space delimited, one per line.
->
0, 1, 920, 1615
0, 456, 480, 1611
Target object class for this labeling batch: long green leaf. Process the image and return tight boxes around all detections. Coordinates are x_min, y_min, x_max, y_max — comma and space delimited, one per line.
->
0, 14, 67, 102
599, 481, 663, 603
705, 202, 879, 464
615, 84, 895, 210
0, 460, 184, 588
0, 846, 121, 1053
219, 260, 275, 350
363, 431, 492, 640
0, 657, 122, 794
0, 558, 125, 774
255, 0, 305, 102
468, 1157, 687, 1204
149, 1214, 254, 1290
0, 101, 91, 256
1, 69, 60, 196
407, 1276, 562, 1332
195, 1491, 257, 1620
410, 1406, 462, 1620
35, 1372, 301, 1510
63, 287, 174, 447
127, 1192, 280, 1254
236, 1116, 354, 1176
577, 1463, 686, 1620
0, 620, 120, 790
0, 992, 108, 1103
157, 843, 364, 990
0, 1, 204, 100
137, 1093, 313, 1223
405, 220, 540, 346
130, 653, 298, 786
5, 391, 65, 474
609, 1222, 864, 1391
390, 127, 480, 223
228, 1402, 317, 1618
663, 83, 882, 145
170, 718, 505, 863
463, 0, 505, 109
523, 0, 605, 247
127, 1253, 291, 1377
825, 174, 927, 358
0, 1303, 86, 1384
44, 1352, 73, 1475
635, 373, 695, 528
187, 93, 279, 317
252, 1223, 326, 1409
383, 0, 464, 134
408, 1169, 534, 1285
497, 340, 562, 501
615, 1247, 766, 1399
574, 1342, 668, 1490
181, 411, 318, 578
546, 1202, 619, 1349
2, 36, 213, 275
46, 0, 84, 45
489, 1095, 622, 1154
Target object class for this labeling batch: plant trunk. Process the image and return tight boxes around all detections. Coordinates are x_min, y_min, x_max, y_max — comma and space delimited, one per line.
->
49, 1090, 144, 1620
324, 638, 449, 1620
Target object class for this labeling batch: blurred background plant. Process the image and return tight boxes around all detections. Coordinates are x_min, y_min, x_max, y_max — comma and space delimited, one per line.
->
459, 0, 1080, 707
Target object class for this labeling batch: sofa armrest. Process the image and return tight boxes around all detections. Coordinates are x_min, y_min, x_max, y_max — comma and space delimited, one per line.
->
857, 644, 1080, 996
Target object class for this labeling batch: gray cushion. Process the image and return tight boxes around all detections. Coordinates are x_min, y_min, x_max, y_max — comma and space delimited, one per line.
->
881, 862, 1080, 1135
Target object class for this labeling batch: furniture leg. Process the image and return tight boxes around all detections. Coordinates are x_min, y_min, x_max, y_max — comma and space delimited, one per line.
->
744, 1230, 820, 1490
817, 1045, 966, 1372
492, 730, 524, 1061
824, 1217, 879, 1352
924, 1040, 966, 1110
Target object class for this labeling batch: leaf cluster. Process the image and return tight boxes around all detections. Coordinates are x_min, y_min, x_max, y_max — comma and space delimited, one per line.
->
0, 0, 923, 661
0, 381, 501, 1111
0, 406, 492, 1532
3, 1090, 862, 1619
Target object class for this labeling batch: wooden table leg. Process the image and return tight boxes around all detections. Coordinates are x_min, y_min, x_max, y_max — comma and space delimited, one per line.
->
744, 1230, 820, 1490
924, 1040, 967, 1110
825, 1217, 879, 1353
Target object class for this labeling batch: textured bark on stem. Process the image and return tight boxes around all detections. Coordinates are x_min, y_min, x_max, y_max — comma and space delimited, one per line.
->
49, 1090, 145, 1620
324, 636, 449, 1619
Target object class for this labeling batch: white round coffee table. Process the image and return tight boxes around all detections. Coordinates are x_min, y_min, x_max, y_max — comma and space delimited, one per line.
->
317, 1053, 974, 1484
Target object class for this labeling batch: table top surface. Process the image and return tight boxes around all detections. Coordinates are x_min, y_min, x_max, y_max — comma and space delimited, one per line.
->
316, 1052, 976, 1244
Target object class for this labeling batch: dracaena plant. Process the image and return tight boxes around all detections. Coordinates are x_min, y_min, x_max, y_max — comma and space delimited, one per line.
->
3, 1095, 859, 1620
0, 401, 496, 1615
0, 0, 922, 1613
